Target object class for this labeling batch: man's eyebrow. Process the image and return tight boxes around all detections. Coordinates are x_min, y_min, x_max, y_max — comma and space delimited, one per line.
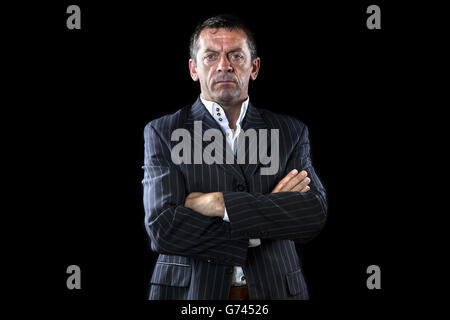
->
203, 49, 219, 54
228, 48, 244, 53
202, 48, 244, 54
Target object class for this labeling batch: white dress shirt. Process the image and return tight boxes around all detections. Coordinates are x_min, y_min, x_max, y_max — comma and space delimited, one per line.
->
201, 96, 261, 287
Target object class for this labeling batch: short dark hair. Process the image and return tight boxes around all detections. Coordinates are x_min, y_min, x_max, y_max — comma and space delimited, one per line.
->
189, 14, 258, 62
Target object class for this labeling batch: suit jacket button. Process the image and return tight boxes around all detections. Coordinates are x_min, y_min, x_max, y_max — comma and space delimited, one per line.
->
237, 184, 245, 191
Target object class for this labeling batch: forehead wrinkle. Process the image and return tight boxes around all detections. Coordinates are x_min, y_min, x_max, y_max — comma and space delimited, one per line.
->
202, 47, 244, 54
199, 39, 247, 56
199, 29, 248, 51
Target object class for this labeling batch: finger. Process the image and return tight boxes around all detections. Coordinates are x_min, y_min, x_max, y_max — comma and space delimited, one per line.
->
291, 177, 310, 192
302, 186, 310, 192
298, 185, 311, 193
271, 169, 298, 193
283, 170, 308, 191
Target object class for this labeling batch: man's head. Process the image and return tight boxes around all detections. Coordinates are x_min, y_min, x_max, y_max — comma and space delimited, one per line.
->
189, 15, 260, 106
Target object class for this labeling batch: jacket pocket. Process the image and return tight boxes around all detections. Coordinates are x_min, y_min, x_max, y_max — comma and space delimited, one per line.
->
150, 262, 192, 288
285, 268, 308, 297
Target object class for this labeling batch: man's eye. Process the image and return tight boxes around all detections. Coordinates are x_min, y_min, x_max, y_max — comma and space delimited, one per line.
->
232, 54, 243, 60
206, 54, 216, 60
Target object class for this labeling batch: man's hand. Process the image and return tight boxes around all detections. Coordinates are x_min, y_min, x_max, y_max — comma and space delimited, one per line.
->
271, 169, 310, 193
184, 192, 225, 218
185, 169, 309, 217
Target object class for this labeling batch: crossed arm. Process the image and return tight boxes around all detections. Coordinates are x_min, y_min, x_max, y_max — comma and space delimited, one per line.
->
143, 122, 327, 265
185, 169, 312, 218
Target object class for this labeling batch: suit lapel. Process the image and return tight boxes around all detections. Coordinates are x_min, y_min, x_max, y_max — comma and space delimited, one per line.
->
239, 102, 270, 178
185, 98, 271, 180
186, 98, 244, 181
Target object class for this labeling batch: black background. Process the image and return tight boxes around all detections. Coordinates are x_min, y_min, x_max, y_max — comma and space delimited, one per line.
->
7, 0, 438, 308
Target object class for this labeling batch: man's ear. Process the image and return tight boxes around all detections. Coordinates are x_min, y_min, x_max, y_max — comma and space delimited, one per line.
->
250, 57, 260, 81
189, 59, 199, 81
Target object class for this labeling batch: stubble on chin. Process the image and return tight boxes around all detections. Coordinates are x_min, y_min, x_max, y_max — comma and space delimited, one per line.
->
211, 87, 241, 105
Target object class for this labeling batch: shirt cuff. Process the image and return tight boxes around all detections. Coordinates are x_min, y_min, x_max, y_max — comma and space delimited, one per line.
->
248, 239, 261, 247
223, 207, 230, 222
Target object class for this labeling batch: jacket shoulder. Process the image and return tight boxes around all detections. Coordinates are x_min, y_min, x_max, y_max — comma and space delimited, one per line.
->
259, 108, 307, 134
144, 104, 191, 137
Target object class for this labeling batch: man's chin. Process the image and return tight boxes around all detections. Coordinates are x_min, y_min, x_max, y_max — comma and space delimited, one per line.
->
213, 91, 240, 104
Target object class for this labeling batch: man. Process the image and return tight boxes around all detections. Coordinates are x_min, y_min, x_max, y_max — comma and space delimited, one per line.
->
142, 15, 327, 300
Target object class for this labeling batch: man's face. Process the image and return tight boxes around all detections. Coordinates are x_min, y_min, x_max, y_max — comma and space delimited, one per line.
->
189, 28, 260, 105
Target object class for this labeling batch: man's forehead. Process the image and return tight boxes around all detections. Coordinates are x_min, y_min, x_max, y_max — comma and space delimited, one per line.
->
198, 28, 248, 50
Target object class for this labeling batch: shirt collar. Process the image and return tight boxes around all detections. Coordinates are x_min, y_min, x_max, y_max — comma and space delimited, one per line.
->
200, 96, 249, 129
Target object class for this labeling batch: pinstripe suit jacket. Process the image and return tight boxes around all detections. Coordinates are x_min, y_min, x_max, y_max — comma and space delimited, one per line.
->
142, 97, 327, 300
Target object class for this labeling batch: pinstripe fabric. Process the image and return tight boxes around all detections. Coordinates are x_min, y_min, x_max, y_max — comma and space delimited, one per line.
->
143, 97, 327, 300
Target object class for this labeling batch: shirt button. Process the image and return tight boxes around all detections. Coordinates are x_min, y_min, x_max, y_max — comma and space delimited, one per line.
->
216, 108, 220, 111
219, 118, 222, 121
241, 276, 246, 281
217, 113, 221, 116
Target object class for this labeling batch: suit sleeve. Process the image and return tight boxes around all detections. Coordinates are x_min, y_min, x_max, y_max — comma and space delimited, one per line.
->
142, 123, 248, 266
222, 125, 327, 243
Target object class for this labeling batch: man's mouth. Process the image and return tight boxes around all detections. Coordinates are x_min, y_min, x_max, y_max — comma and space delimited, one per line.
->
215, 81, 235, 85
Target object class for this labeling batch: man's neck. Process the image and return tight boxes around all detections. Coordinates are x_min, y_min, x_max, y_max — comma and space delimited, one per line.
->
220, 102, 241, 130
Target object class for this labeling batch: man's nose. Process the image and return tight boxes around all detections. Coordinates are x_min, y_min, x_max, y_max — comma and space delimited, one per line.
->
216, 54, 233, 73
